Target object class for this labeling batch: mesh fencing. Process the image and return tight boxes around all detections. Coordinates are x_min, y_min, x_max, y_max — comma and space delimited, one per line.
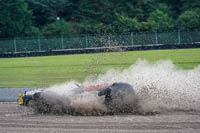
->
0, 31, 200, 53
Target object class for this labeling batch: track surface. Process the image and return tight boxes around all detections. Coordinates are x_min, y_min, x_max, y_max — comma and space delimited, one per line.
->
1, 102, 200, 133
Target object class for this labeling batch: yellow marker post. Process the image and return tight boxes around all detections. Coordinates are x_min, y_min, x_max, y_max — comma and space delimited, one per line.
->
18, 93, 24, 105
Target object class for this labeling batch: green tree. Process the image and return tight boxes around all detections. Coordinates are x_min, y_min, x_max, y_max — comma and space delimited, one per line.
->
117, 15, 140, 32
42, 20, 71, 36
108, 0, 156, 21
162, 0, 182, 18
77, 0, 115, 24
27, 0, 69, 27
75, 0, 116, 33
177, 10, 200, 30
180, 0, 200, 11
2, 0, 200, 37
0, 0, 33, 37
141, 9, 174, 31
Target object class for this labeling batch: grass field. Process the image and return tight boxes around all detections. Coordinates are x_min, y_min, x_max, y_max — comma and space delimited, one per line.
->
0, 48, 200, 88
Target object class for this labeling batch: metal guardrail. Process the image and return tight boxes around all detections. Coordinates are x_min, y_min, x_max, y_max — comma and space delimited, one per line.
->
0, 31, 200, 53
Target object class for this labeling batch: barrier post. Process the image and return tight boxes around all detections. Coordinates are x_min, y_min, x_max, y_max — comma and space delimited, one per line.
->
131, 32, 134, 45
61, 35, 64, 49
155, 31, 158, 45
108, 35, 111, 46
85, 34, 88, 48
13, 37, 17, 52
178, 30, 181, 45
38, 35, 41, 51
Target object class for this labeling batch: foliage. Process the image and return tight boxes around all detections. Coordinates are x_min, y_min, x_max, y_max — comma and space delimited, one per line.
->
27, 0, 68, 27
0, 0, 200, 37
25, 26, 41, 36
118, 15, 141, 32
42, 20, 70, 36
177, 10, 200, 31
180, 0, 200, 12
144, 9, 174, 31
0, 0, 33, 37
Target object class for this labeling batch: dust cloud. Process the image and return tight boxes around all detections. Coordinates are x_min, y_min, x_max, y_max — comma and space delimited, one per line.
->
39, 59, 200, 115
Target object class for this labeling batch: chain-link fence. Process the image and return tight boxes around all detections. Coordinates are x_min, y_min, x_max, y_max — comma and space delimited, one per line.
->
0, 31, 200, 53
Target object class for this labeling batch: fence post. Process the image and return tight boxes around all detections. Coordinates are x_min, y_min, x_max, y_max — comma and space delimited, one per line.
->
178, 30, 181, 45
131, 32, 134, 45
38, 35, 41, 51
85, 34, 88, 48
155, 31, 158, 45
61, 35, 64, 49
13, 37, 17, 52
108, 35, 111, 47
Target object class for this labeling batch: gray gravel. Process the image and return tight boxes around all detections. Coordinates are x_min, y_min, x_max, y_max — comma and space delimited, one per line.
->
1, 102, 200, 133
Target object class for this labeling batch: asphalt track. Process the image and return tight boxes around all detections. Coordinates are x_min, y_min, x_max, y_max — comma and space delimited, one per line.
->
1, 102, 200, 133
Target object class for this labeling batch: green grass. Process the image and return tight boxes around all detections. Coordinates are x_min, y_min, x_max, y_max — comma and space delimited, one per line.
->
0, 48, 200, 88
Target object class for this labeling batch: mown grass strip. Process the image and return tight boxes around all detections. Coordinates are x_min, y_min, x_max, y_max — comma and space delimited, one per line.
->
0, 48, 199, 88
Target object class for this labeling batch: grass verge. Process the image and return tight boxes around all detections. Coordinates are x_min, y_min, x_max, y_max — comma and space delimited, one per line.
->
0, 48, 199, 88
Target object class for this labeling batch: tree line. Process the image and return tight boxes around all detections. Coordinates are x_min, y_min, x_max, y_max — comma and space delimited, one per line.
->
0, 0, 200, 38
